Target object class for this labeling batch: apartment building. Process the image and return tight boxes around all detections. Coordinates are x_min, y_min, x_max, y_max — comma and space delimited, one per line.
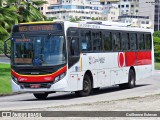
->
101, 3, 119, 21
119, 15, 152, 29
40, 0, 121, 21
118, 0, 139, 16
38, 0, 154, 29
154, 0, 160, 31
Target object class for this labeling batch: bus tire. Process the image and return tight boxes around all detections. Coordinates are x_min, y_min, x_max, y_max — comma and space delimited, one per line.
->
126, 69, 136, 88
75, 74, 92, 97
33, 93, 48, 100
119, 69, 136, 89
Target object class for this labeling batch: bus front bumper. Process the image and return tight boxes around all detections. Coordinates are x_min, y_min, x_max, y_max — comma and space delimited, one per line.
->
11, 77, 69, 93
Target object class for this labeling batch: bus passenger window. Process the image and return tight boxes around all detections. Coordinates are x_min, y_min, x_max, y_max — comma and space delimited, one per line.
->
129, 33, 137, 50
81, 31, 92, 51
104, 32, 112, 51
112, 32, 120, 51
121, 33, 129, 51
145, 34, 151, 50
137, 33, 145, 50
92, 31, 102, 51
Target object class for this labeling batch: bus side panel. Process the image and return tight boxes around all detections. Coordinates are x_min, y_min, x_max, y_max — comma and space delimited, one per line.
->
136, 51, 152, 81
98, 53, 115, 87
67, 62, 84, 91
81, 53, 99, 88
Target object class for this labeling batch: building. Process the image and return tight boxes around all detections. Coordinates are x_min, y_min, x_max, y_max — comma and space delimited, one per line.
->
154, 0, 160, 31
118, 0, 139, 16
119, 15, 152, 29
40, 0, 104, 20
101, 3, 120, 21
138, 0, 155, 29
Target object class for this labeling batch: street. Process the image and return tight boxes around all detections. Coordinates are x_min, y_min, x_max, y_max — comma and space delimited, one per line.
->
0, 56, 10, 64
0, 71, 160, 111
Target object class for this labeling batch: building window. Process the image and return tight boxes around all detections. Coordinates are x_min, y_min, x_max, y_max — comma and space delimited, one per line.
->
141, 21, 145, 24
131, 5, 134, 7
126, 5, 129, 7
121, 5, 124, 8
146, 21, 149, 24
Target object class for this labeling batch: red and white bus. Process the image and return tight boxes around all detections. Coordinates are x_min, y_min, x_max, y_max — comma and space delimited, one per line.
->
4, 21, 154, 99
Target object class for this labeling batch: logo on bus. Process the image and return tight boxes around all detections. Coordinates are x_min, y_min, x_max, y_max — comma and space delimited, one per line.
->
18, 77, 27, 82
89, 57, 105, 65
118, 52, 125, 67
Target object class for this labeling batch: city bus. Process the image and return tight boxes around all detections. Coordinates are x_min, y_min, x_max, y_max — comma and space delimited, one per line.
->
4, 21, 154, 99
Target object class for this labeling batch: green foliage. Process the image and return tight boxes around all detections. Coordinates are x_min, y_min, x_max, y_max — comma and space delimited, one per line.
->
154, 31, 160, 62
70, 17, 81, 22
0, 0, 47, 53
155, 63, 160, 70
92, 17, 98, 20
0, 63, 11, 94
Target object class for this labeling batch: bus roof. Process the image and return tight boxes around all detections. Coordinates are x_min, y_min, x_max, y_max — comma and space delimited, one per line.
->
19, 21, 55, 25
18, 20, 153, 33
64, 21, 154, 33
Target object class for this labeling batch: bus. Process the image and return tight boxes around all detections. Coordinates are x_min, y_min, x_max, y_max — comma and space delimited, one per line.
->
4, 21, 154, 99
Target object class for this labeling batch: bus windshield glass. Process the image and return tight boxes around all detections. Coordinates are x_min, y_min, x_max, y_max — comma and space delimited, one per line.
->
12, 35, 66, 66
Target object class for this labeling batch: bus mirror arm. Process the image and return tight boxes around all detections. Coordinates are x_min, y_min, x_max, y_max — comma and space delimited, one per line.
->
4, 38, 11, 58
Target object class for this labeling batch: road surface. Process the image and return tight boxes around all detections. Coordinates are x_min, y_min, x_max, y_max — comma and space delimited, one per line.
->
0, 56, 10, 64
0, 71, 160, 111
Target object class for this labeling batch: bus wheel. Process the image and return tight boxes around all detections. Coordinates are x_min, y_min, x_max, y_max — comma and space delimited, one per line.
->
127, 69, 136, 88
75, 74, 92, 97
33, 93, 48, 100
119, 69, 136, 89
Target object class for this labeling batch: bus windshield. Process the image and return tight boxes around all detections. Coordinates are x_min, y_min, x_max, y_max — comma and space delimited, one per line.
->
12, 35, 66, 66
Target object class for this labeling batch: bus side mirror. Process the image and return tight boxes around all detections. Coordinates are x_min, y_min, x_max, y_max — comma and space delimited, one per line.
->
4, 38, 11, 58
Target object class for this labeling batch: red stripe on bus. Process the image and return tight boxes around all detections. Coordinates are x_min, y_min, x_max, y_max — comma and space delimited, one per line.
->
137, 51, 152, 65
125, 51, 152, 67
125, 52, 137, 66
11, 66, 67, 83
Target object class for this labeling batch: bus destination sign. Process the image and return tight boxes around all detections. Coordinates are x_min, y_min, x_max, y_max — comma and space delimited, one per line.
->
19, 25, 54, 32
13, 23, 63, 32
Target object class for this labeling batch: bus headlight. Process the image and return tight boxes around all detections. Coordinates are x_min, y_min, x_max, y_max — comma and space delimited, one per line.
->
54, 72, 66, 84
11, 75, 18, 84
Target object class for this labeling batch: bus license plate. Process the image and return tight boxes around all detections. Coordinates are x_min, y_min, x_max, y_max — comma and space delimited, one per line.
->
30, 84, 41, 89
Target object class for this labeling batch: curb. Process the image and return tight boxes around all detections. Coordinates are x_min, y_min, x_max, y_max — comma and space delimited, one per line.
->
0, 92, 23, 97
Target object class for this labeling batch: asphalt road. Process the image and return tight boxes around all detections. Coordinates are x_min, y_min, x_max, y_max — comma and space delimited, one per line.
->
0, 71, 160, 111
0, 56, 10, 64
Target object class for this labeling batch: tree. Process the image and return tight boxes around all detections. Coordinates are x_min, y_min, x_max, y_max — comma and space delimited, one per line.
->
70, 17, 81, 22
0, 0, 18, 41
0, 0, 47, 53
153, 31, 160, 62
